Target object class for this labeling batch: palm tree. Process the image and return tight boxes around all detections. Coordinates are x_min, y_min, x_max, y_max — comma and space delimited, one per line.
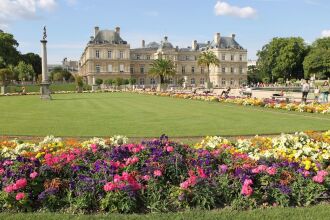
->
148, 59, 176, 85
197, 51, 220, 88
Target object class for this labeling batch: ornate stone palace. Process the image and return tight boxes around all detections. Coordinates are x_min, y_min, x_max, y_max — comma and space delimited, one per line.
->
78, 26, 247, 88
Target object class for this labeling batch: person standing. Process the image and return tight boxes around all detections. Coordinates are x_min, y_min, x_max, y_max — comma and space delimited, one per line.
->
314, 86, 320, 102
301, 80, 310, 104
320, 81, 329, 103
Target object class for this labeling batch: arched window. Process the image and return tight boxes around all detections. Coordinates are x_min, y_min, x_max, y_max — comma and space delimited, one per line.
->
200, 78, 205, 85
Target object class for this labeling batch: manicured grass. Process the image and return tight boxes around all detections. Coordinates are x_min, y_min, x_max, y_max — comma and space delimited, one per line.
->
1, 204, 330, 220
0, 92, 330, 137
6, 83, 91, 93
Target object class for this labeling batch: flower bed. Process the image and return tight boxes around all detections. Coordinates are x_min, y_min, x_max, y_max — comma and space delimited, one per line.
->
1, 131, 330, 213
133, 91, 330, 114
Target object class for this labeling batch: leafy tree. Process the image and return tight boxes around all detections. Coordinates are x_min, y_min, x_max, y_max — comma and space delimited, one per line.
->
149, 59, 176, 84
0, 56, 5, 68
114, 78, 124, 87
95, 78, 103, 85
197, 51, 220, 86
128, 78, 136, 85
16, 61, 35, 81
104, 79, 113, 85
21, 53, 42, 78
257, 37, 307, 82
0, 32, 20, 66
50, 67, 73, 82
247, 65, 262, 83
74, 75, 84, 92
0, 68, 13, 86
303, 37, 330, 79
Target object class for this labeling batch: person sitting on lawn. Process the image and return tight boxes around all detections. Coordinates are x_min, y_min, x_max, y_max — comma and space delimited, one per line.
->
220, 87, 231, 98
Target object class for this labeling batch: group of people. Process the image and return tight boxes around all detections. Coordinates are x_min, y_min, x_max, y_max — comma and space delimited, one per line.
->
301, 80, 329, 104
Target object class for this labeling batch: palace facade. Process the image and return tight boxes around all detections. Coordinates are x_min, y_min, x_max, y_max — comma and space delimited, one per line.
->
79, 26, 248, 88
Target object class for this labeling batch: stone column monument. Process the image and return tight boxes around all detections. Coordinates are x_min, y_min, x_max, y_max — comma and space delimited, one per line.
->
40, 26, 52, 100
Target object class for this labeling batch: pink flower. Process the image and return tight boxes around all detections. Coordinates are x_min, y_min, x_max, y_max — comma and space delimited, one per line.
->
241, 184, 253, 196
317, 170, 328, 177
4, 185, 14, 193
258, 165, 267, 172
30, 171, 38, 179
241, 179, 253, 196
266, 167, 277, 175
15, 192, 25, 201
113, 174, 121, 183
142, 175, 151, 181
313, 175, 325, 183
302, 170, 310, 177
0, 168, 4, 175
90, 144, 98, 153
243, 179, 253, 186
180, 181, 190, 189
197, 167, 207, 179
104, 182, 117, 191
251, 167, 261, 174
15, 178, 27, 189
219, 164, 228, 173
153, 170, 162, 177
166, 146, 174, 152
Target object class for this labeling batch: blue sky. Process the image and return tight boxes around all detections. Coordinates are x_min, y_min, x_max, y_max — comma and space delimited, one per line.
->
1, 0, 330, 64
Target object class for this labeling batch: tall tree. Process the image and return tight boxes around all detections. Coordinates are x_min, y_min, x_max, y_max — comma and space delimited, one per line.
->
148, 59, 176, 84
197, 51, 220, 86
50, 67, 73, 82
247, 65, 262, 84
0, 68, 13, 86
21, 53, 42, 79
0, 32, 20, 66
16, 61, 35, 82
257, 37, 307, 82
303, 37, 330, 79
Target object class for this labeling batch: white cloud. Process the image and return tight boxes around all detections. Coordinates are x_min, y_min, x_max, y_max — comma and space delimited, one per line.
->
38, 0, 57, 11
321, 30, 330, 38
0, 0, 58, 29
214, 1, 257, 19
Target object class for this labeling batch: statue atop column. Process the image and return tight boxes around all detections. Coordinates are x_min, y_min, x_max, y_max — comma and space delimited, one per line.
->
43, 26, 47, 40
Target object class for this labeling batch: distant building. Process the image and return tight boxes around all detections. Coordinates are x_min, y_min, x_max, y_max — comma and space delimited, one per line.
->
248, 60, 257, 67
79, 26, 248, 88
62, 58, 78, 74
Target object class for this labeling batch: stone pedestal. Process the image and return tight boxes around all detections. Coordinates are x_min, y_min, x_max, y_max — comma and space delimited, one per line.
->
1, 86, 8, 95
92, 85, 98, 92
40, 82, 51, 100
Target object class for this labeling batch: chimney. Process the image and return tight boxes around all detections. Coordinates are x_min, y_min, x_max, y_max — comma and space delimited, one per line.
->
90, 36, 94, 41
192, 40, 197, 50
232, 33, 236, 40
164, 36, 168, 41
214, 33, 220, 45
115, 26, 120, 35
142, 40, 145, 48
94, 26, 99, 37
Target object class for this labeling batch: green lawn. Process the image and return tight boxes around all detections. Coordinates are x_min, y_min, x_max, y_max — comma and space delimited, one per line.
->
6, 83, 91, 93
1, 204, 330, 220
0, 92, 329, 137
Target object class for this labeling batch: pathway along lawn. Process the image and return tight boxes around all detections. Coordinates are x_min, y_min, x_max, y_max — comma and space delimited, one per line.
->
0, 92, 330, 137
1, 204, 330, 220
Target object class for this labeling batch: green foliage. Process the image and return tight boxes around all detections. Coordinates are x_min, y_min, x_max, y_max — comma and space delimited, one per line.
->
0, 68, 13, 85
257, 37, 307, 82
149, 59, 176, 84
128, 78, 136, 85
303, 37, 330, 79
75, 76, 84, 88
101, 191, 138, 213
247, 65, 262, 83
123, 79, 129, 85
16, 61, 35, 81
50, 67, 73, 82
197, 51, 220, 85
95, 78, 103, 85
21, 53, 42, 76
0, 31, 20, 66
114, 78, 124, 86
277, 78, 284, 84
104, 79, 113, 85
